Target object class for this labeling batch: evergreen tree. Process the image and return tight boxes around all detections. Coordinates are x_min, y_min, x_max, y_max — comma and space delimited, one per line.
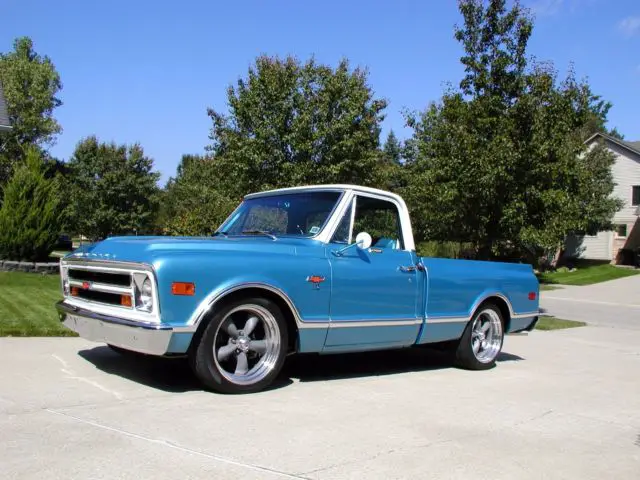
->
383, 130, 403, 164
0, 147, 65, 261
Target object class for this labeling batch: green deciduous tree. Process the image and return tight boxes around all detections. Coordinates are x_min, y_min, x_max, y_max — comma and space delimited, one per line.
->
0, 147, 65, 261
403, 0, 621, 265
206, 55, 388, 196
66, 136, 161, 240
0, 37, 62, 187
159, 154, 236, 236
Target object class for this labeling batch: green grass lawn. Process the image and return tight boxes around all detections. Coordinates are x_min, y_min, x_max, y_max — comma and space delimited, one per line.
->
538, 262, 639, 286
535, 316, 586, 330
539, 284, 561, 291
0, 272, 76, 337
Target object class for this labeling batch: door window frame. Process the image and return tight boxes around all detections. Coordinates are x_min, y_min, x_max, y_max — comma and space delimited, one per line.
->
327, 190, 412, 252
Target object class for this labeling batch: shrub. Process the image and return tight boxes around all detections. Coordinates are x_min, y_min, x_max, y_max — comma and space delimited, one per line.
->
416, 241, 474, 259
0, 147, 65, 261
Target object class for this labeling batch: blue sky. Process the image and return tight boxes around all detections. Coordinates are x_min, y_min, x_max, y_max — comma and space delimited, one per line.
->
2, 0, 639, 185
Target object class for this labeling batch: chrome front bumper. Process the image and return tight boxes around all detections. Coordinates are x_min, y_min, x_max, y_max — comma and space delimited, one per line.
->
56, 301, 174, 355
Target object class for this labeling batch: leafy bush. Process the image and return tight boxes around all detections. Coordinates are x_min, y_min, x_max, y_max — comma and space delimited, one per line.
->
416, 241, 474, 259
0, 148, 65, 261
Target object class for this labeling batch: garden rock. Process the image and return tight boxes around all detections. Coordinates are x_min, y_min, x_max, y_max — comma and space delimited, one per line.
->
18, 262, 35, 272
2, 261, 20, 271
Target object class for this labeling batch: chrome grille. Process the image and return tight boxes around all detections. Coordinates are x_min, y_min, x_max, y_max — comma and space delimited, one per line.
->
67, 267, 133, 307
60, 260, 160, 323
68, 268, 131, 287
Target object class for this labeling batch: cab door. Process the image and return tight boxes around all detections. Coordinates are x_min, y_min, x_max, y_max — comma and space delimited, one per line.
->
324, 193, 422, 350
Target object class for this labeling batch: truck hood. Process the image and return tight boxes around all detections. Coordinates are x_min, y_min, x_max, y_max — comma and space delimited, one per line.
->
64, 235, 316, 265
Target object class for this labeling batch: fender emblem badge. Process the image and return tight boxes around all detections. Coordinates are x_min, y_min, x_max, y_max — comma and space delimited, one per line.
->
306, 275, 326, 289
82, 282, 91, 290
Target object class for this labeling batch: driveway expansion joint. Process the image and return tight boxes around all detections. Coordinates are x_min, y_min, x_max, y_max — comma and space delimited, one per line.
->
45, 408, 309, 480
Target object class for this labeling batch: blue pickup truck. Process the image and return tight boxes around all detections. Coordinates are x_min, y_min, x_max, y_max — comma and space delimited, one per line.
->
56, 184, 540, 394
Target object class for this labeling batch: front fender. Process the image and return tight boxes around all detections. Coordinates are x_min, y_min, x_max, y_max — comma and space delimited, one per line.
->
152, 249, 331, 330
185, 276, 303, 330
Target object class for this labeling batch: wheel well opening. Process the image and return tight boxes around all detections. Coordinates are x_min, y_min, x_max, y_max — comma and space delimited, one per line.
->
189, 287, 299, 354
477, 296, 511, 332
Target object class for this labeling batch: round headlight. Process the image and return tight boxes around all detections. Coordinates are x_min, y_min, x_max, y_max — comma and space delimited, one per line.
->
141, 278, 152, 297
138, 278, 153, 312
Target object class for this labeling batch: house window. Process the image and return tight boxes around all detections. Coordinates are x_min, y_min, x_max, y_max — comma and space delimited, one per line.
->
633, 186, 640, 206
615, 224, 628, 238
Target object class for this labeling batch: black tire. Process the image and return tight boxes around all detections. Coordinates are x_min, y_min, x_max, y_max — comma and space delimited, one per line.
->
454, 303, 504, 370
189, 296, 289, 394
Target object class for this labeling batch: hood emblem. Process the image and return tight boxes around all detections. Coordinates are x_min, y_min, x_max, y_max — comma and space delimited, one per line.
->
82, 281, 91, 290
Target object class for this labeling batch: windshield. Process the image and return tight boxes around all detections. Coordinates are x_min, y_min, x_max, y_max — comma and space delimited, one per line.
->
218, 191, 343, 237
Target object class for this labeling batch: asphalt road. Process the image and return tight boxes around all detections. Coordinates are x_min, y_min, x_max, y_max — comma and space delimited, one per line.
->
1, 312, 639, 479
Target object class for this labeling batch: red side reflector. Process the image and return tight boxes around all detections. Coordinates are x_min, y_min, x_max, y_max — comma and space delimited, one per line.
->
172, 282, 195, 296
528, 292, 537, 301
121, 295, 133, 307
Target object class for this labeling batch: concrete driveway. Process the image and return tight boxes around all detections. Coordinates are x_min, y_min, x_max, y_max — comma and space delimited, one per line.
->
1, 318, 639, 479
541, 273, 640, 329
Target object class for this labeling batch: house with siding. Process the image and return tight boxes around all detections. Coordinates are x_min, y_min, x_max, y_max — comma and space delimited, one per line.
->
564, 132, 640, 263
0, 80, 11, 132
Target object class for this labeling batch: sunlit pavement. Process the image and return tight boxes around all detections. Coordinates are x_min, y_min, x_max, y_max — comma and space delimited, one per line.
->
1, 320, 639, 479
540, 274, 640, 329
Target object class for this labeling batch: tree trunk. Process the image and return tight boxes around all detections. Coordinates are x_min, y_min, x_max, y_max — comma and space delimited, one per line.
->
549, 246, 563, 268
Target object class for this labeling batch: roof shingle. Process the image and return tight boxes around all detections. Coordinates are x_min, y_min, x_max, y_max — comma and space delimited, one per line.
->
623, 140, 640, 153
585, 132, 640, 157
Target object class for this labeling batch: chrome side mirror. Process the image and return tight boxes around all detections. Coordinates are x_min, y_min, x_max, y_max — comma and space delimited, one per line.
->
354, 232, 372, 249
332, 231, 373, 256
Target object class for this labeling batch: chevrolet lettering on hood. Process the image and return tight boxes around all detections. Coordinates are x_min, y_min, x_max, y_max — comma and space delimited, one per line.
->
69, 251, 117, 260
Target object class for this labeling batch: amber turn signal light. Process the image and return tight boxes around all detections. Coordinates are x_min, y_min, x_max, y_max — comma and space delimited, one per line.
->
172, 282, 195, 296
70, 287, 79, 296
120, 295, 133, 307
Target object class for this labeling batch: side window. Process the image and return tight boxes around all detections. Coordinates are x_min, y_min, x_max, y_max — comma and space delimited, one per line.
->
353, 196, 404, 250
330, 202, 353, 244
330, 195, 404, 250
632, 186, 640, 206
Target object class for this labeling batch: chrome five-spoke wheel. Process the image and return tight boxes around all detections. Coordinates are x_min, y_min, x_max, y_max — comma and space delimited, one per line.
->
213, 305, 281, 385
191, 297, 288, 394
470, 308, 503, 363
455, 303, 504, 370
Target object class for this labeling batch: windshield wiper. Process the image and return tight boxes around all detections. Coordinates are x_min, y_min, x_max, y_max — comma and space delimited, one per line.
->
241, 230, 277, 240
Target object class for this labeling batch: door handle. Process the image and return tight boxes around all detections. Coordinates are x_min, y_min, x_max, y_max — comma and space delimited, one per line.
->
399, 265, 416, 273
